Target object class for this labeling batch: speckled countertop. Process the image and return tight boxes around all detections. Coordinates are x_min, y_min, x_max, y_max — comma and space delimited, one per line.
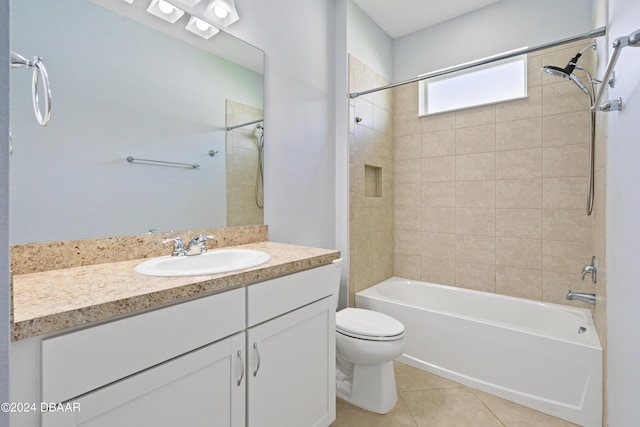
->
11, 241, 340, 341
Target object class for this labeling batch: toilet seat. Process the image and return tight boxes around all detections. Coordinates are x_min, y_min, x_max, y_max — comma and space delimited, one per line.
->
336, 308, 405, 341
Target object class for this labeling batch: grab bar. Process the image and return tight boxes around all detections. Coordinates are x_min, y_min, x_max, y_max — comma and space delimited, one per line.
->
10, 51, 52, 126
593, 27, 640, 112
126, 156, 200, 169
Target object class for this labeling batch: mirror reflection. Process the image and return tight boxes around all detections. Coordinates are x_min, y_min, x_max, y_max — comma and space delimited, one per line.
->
9, 0, 264, 244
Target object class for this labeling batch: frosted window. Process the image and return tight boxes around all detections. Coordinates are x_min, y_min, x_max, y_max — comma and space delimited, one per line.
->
419, 55, 527, 116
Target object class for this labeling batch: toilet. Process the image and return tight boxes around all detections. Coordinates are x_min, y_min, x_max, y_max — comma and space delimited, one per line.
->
335, 307, 406, 414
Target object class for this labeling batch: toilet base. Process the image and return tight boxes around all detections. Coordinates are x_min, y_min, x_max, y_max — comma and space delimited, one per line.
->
336, 357, 398, 414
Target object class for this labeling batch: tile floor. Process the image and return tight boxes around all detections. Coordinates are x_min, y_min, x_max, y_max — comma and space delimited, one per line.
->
331, 361, 580, 427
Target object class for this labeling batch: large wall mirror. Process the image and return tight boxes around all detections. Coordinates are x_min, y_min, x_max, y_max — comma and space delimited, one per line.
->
9, 0, 264, 244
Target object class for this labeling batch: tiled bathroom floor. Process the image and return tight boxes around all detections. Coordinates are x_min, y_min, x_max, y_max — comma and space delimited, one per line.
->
331, 361, 580, 427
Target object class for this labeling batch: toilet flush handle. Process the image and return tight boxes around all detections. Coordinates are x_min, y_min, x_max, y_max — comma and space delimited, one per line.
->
253, 342, 261, 377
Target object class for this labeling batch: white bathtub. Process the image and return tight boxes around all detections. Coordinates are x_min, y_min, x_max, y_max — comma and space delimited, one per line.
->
356, 277, 602, 427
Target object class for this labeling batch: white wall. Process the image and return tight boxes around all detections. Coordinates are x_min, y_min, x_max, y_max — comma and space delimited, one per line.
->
10, 0, 262, 244
605, 0, 640, 425
0, 0, 10, 422
394, 0, 594, 81
346, 0, 393, 81
224, 0, 337, 249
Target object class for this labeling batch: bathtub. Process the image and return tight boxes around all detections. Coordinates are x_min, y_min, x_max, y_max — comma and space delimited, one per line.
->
356, 277, 602, 427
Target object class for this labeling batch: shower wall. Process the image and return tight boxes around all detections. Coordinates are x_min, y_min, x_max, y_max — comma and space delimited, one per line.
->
391, 41, 598, 307
348, 56, 394, 306
226, 100, 264, 226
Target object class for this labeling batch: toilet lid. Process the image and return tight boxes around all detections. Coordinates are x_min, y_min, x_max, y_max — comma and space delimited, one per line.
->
336, 308, 405, 340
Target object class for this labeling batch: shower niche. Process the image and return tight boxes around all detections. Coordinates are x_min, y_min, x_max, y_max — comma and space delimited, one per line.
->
364, 164, 383, 198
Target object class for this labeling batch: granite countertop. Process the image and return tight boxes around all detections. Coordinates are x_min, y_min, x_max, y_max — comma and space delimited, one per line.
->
11, 241, 341, 341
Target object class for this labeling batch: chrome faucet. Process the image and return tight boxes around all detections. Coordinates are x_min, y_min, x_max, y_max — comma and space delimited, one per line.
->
185, 234, 214, 255
581, 256, 598, 283
162, 236, 187, 256
162, 234, 214, 256
566, 291, 596, 305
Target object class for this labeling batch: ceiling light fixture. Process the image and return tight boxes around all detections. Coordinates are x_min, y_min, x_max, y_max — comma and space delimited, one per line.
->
147, 0, 185, 23
204, 0, 239, 27
177, 0, 203, 6
185, 16, 220, 39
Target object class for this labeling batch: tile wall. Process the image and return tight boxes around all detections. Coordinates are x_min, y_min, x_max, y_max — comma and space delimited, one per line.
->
226, 100, 264, 227
391, 41, 600, 308
349, 41, 606, 311
348, 56, 394, 306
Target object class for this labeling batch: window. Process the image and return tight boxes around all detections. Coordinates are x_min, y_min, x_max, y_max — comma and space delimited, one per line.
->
419, 54, 527, 116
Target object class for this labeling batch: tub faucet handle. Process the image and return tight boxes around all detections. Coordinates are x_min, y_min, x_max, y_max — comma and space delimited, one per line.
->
581, 256, 597, 284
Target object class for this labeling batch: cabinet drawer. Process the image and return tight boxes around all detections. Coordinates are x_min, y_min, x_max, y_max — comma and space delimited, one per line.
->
247, 260, 341, 327
42, 288, 245, 404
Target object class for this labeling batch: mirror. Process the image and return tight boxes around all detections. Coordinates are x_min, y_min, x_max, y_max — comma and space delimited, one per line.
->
9, 0, 264, 244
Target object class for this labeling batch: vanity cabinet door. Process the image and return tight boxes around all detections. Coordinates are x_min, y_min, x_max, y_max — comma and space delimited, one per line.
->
247, 297, 335, 427
42, 332, 246, 427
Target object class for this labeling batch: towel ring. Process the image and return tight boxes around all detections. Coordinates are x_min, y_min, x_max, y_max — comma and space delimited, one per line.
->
11, 52, 52, 126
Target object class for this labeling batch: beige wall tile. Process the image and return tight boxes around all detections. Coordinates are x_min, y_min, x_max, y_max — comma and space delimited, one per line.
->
455, 124, 496, 155
543, 240, 593, 274
394, 115, 422, 137
455, 105, 495, 128
543, 177, 586, 209
422, 207, 456, 233
422, 233, 456, 259
496, 179, 542, 209
456, 181, 496, 208
456, 152, 495, 181
423, 156, 456, 182
456, 235, 495, 264
395, 158, 422, 183
543, 209, 592, 243
542, 82, 591, 116
526, 54, 542, 88
394, 253, 421, 280
395, 134, 422, 160
495, 237, 542, 269
495, 86, 542, 122
422, 182, 456, 207
421, 257, 456, 286
422, 130, 456, 157
495, 117, 542, 151
421, 111, 456, 132
456, 208, 495, 237
496, 266, 542, 300
543, 111, 590, 147
395, 182, 422, 207
395, 230, 422, 256
495, 148, 542, 179
542, 144, 589, 177
456, 261, 496, 293
495, 209, 542, 239
395, 207, 421, 231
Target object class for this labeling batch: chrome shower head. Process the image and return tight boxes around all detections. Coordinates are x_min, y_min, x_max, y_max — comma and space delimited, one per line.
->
541, 43, 596, 96
541, 64, 571, 79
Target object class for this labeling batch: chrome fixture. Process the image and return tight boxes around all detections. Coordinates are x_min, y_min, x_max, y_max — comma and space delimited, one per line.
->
185, 234, 214, 255
581, 256, 598, 284
226, 118, 263, 131
10, 51, 52, 126
162, 234, 213, 256
593, 27, 640, 112
541, 43, 597, 216
566, 291, 596, 305
126, 156, 200, 169
163, 236, 187, 256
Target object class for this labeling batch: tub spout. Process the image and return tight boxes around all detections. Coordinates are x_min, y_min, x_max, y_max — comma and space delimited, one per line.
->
566, 291, 596, 304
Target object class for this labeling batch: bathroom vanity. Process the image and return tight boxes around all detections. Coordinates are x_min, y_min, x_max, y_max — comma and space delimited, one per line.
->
10, 241, 340, 427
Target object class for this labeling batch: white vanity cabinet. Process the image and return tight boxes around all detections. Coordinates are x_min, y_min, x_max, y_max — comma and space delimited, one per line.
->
11, 260, 340, 427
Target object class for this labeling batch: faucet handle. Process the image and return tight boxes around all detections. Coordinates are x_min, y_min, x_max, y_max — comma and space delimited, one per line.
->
162, 236, 187, 256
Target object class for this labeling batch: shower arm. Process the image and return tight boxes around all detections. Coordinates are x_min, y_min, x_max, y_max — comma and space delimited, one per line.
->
593, 28, 640, 112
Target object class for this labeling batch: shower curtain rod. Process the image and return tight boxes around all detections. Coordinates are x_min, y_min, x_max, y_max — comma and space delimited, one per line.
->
226, 118, 264, 131
349, 26, 607, 99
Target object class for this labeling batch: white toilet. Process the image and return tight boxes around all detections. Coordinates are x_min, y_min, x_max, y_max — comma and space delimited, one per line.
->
335, 306, 406, 414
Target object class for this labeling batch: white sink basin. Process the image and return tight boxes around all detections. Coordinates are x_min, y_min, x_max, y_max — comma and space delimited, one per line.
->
135, 249, 271, 277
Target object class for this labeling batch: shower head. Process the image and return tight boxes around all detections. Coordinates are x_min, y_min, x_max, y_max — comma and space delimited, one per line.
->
541, 43, 596, 96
